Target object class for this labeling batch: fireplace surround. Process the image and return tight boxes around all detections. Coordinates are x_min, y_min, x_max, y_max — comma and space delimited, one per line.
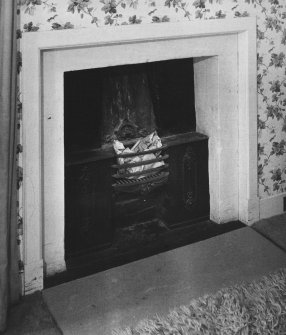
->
22, 18, 258, 294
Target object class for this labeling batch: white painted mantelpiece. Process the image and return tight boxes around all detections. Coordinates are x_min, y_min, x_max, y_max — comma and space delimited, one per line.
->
22, 18, 258, 294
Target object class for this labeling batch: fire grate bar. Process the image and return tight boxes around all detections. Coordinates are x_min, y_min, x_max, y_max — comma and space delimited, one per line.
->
112, 171, 169, 189
112, 154, 169, 169
112, 164, 169, 179
116, 145, 167, 158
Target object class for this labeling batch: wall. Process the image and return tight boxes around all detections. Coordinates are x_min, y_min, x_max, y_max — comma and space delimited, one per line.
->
16, 0, 286, 287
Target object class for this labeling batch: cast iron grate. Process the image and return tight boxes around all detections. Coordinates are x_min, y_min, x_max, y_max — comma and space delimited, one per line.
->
112, 145, 169, 194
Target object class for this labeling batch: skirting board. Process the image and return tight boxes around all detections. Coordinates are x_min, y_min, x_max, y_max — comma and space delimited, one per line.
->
259, 193, 286, 220
24, 260, 44, 294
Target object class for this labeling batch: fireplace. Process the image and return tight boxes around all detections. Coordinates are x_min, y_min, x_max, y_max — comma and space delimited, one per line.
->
22, 18, 258, 293
64, 59, 209, 257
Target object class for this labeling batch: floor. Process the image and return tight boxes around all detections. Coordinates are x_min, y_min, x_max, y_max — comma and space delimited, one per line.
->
4, 213, 286, 335
3, 293, 60, 335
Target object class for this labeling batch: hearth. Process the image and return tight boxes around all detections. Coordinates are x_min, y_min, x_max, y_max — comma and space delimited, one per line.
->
64, 59, 209, 258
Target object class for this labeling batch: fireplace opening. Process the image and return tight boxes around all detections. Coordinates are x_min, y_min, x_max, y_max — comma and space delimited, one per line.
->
64, 58, 210, 267
64, 58, 197, 153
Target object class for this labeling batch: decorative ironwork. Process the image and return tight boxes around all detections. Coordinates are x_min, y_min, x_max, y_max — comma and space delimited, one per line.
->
182, 146, 198, 211
113, 171, 169, 195
114, 117, 138, 141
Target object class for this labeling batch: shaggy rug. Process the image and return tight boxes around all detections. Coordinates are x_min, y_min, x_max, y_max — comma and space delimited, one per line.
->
113, 268, 286, 335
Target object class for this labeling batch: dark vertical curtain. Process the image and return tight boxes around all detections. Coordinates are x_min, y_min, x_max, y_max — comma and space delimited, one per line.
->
0, 0, 20, 332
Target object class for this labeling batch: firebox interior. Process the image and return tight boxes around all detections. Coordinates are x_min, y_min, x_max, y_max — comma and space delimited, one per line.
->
64, 58, 196, 153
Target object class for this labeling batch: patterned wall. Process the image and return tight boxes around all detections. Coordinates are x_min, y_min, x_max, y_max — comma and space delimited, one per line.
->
16, 0, 286, 200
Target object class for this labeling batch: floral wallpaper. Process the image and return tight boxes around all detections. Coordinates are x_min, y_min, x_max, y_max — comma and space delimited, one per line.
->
16, 0, 286, 236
